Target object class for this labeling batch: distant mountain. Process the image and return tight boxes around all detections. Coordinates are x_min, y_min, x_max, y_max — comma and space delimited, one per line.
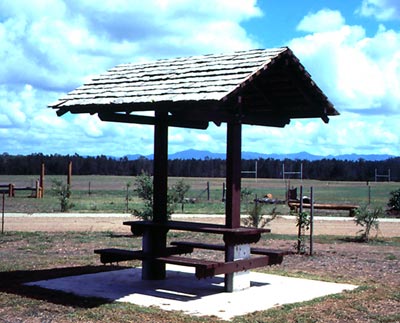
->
125, 149, 396, 161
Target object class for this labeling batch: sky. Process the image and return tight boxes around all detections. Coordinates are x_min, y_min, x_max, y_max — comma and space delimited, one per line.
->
1, 0, 400, 158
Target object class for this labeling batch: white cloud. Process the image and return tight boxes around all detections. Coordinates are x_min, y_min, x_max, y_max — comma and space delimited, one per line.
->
287, 12, 400, 156
297, 9, 345, 33
357, 0, 400, 21
289, 22, 400, 115
0, 0, 262, 156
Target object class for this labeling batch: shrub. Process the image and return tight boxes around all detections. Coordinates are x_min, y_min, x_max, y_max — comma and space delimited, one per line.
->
296, 211, 310, 254
171, 179, 190, 212
132, 172, 178, 220
51, 179, 74, 212
388, 188, 400, 211
354, 205, 383, 242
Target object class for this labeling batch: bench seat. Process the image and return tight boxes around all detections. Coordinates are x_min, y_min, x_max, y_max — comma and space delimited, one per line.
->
94, 245, 193, 264
170, 241, 290, 265
156, 255, 271, 279
94, 247, 274, 279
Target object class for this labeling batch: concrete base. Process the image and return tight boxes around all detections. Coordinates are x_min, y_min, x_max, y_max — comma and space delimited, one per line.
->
26, 265, 357, 320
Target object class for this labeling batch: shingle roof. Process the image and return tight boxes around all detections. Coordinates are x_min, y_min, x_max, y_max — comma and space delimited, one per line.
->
50, 47, 338, 128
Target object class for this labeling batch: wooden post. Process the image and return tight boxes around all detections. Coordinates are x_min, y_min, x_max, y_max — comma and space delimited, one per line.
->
142, 109, 168, 280
67, 161, 72, 187
207, 181, 210, 201
35, 180, 40, 198
8, 184, 14, 198
40, 162, 45, 197
225, 120, 242, 229
225, 119, 243, 292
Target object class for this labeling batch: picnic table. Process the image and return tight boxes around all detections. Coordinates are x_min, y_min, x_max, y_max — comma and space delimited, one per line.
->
95, 220, 288, 292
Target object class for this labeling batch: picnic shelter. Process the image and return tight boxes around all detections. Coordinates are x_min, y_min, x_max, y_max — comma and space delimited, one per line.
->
50, 47, 339, 292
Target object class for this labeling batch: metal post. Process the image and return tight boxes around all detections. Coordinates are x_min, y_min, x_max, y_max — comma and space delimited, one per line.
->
2, 193, 5, 234
207, 181, 210, 201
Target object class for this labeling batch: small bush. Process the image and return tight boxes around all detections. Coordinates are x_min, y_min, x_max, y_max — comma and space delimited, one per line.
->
388, 188, 400, 211
354, 205, 383, 242
51, 179, 74, 212
132, 172, 178, 220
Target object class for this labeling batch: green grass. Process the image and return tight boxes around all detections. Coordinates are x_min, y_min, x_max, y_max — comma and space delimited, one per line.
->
1, 175, 399, 216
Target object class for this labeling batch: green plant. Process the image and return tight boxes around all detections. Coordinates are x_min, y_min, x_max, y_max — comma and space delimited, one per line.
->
133, 172, 154, 220
171, 178, 190, 212
132, 172, 177, 220
296, 211, 310, 254
51, 179, 74, 212
354, 205, 383, 242
242, 200, 277, 228
388, 188, 400, 211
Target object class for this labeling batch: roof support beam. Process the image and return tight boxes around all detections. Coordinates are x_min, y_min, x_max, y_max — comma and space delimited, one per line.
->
98, 111, 209, 129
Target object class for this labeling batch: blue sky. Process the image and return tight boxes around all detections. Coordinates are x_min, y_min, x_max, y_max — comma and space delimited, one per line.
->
1, 0, 399, 157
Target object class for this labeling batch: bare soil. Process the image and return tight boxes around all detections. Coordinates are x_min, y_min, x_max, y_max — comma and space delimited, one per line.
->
4, 214, 400, 237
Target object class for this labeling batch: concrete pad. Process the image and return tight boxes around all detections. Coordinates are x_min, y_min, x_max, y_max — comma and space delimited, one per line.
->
26, 265, 357, 320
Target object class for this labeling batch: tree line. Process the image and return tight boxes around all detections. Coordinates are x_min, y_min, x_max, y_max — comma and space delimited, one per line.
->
0, 153, 398, 182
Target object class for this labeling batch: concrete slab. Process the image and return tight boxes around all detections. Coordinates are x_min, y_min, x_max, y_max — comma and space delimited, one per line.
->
26, 265, 357, 320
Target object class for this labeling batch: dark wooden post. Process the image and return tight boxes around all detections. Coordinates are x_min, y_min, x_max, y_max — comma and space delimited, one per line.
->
225, 119, 242, 291
142, 109, 168, 280
225, 120, 242, 229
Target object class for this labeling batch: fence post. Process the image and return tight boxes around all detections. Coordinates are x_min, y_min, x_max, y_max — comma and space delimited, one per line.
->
2, 193, 5, 234
207, 181, 210, 201
8, 183, 14, 197
40, 162, 45, 197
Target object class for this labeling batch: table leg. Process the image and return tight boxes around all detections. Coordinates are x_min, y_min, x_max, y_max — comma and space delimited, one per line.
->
142, 229, 167, 280
225, 244, 251, 292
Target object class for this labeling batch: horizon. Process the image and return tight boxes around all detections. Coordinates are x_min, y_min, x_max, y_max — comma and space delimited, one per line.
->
1, 148, 398, 162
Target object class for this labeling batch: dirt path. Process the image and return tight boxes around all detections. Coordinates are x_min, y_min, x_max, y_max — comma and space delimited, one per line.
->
3, 213, 400, 237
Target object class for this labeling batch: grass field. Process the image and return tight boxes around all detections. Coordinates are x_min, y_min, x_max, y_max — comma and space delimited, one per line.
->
1, 175, 398, 215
